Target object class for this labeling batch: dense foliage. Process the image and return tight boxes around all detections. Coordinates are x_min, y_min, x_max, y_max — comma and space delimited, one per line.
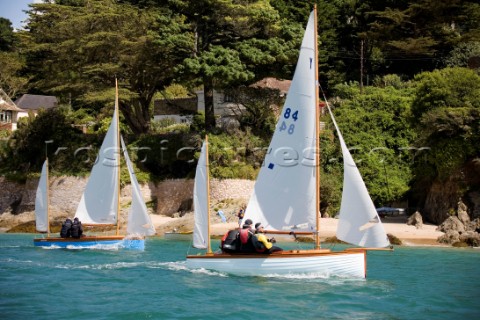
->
0, 1, 479, 215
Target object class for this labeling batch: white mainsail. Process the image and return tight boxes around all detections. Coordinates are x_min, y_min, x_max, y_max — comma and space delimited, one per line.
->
75, 109, 119, 224
35, 160, 48, 232
244, 11, 317, 232
192, 140, 209, 249
327, 105, 390, 248
121, 136, 156, 236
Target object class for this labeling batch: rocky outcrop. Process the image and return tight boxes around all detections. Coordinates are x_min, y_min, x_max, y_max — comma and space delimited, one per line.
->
407, 211, 423, 229
423, 174, 463, 224
437, 200, 480, 246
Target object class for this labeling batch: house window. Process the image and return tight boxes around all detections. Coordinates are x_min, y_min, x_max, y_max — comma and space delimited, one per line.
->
223, 93, 233, 102
0, 110, 12, 123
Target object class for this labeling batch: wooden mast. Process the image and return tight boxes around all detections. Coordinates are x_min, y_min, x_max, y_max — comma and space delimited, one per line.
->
314, 5, 321, 250
205, 135, 212, 254
115, 79, 121, 236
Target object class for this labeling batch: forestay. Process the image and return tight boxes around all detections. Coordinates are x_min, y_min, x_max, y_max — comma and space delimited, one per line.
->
244, 11, 317, 232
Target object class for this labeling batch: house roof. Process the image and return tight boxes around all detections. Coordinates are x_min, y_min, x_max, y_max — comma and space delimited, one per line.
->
0, 99, 24, 112
250, 77, 292, 94
154, 97, 198, 115
0, 88, 25, 112
14, 94, 58, 110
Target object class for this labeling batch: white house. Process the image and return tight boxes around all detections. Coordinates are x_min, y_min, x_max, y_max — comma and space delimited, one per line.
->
153, 77, 292, 124
0, 88, 25, 132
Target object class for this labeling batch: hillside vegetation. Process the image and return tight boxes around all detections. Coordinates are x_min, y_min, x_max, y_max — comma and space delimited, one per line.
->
0, 0, 479, 224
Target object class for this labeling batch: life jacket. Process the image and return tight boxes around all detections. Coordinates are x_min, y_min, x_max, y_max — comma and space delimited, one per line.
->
221, 229, 239, 252
252, 235, 267, 253
238, 228, 256, 253
239, 228, 250, 244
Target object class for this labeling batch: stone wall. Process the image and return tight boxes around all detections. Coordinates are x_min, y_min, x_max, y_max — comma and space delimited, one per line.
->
0, 176, 254, 218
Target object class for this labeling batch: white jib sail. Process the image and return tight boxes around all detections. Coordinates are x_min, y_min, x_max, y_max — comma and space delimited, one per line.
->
327, 105, 390, 248
121, 136, 155, 236
192, 141, 209, 249
35, 160, 48, 232
75, 110, 119, 224
244, 11, 317, 232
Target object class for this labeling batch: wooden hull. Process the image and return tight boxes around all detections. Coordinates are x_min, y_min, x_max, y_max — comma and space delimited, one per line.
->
186, 249, 367, 278
33, 235, 145, 250
164, 231, 193, 241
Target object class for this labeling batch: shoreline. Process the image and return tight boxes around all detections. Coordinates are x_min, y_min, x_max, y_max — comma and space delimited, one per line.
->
0, 212, 446, 247
151, 214, 446, 247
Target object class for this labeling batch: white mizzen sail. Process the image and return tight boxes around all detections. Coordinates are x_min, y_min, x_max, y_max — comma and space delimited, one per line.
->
192, 140, 209, 249
327, 105, 390, 248
244, 11, 317, 232
75, 109, 119, 224
35, 160, 48, 232
121, 136, 156, 236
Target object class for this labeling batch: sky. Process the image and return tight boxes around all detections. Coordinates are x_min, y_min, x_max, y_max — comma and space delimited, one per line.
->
0, 0, 42, 30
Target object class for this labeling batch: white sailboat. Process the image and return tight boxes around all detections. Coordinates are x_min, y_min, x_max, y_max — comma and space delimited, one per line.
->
192, 137, 211, 251
34, 160, 49, 234
34, 81, 155, 249
164, 137, 210, 242
186, 7, 391, 278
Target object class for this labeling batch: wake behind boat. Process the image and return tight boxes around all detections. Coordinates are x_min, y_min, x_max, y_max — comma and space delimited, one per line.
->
33, 80, 155, 250
186, 7, 391, 278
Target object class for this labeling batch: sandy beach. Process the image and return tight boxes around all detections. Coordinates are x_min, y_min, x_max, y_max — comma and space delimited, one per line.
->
150, 214, 445, 246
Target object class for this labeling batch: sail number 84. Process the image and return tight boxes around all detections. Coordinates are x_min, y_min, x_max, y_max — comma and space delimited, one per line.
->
280, 108, 298, 134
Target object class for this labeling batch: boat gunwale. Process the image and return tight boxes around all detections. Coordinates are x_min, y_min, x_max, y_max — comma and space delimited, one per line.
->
186, 249, 369, 259
33, 235, 128, 243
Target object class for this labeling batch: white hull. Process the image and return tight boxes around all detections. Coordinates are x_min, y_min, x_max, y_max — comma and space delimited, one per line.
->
186, 250, 366, 278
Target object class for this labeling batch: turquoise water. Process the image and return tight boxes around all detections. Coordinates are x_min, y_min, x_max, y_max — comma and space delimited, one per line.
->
1, 234, 478, 320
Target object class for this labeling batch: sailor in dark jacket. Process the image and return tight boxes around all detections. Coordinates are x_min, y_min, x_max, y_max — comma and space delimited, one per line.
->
71, 217, 83, 238
60, 218, 72, 238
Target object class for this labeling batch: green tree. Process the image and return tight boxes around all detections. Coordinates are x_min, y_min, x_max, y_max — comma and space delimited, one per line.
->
0, 52, 28, 98
0, 108, 85, 174
172, 0, 294, 131
410, 67, 480, 223
225, 86, 283, 138
444, 42, 480, 68
0, 18, 16, 52
0, 18, 28, 97
323, 82, 415, 206
22, 0, 191, 134
332, 0, 480, 82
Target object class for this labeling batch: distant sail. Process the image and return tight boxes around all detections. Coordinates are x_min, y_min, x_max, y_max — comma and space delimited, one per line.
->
121, 136, 156, 236
35, 160, 48, 232
192, 141, 209, 249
